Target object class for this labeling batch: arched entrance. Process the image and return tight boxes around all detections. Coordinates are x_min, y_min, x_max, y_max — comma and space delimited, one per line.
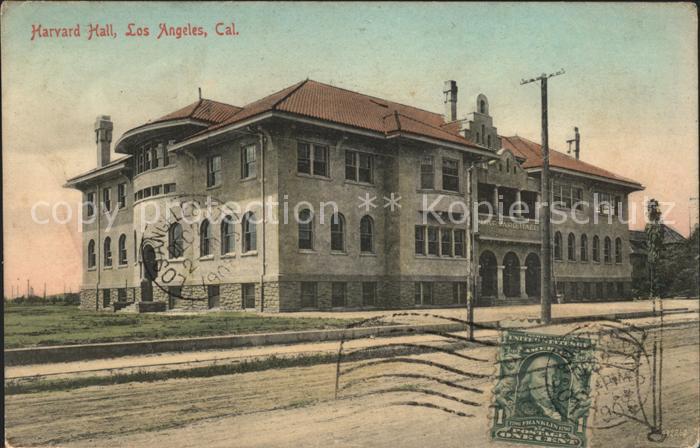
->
525, 253, 541, 298
479, 251, 497, 298
503, 252, 520, 297
141, 244, 158, 302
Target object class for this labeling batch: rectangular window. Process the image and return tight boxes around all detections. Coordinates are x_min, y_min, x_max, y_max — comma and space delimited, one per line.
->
332, 282, 346, 307
297, 142, 311, 174
86, 192, 95, 217
442, 159, 459, 192
152, 185, 161, 196
415, 225, 426, 255
597, 192, 613, 215
242, 283, 256, 309
207, 285, 220, 309
614, 196, 622, 216
362, 282, 376, 306
420, 156, 434, 189
150, 147, 159, 169
454, 230, 465, 257
427, 227, 439, 255
164, 183, 176, 194
162, 144, 169, 167
137, 148, 144, 174
345, 150, 373, 183
143, 187, 151, 199
441, 229, 453, 257
574, 188, 584, 211
453, 282, 467, 304
117, 183, 127, 208
301, 282, 318, 308
414, 282, 433, 305
102, 188, 111, 212
207, 155, 221, 187
313, 144, 329, 177
144, 147, 152, 171
102, 289, 110, 308
242, 144, 257, 179
136, 190, 143, 201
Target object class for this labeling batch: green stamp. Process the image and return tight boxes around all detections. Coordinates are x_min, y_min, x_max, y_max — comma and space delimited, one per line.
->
492, 330, 597, 448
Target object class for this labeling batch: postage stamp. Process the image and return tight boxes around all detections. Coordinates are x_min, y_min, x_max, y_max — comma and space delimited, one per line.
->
491, 330, 597, 448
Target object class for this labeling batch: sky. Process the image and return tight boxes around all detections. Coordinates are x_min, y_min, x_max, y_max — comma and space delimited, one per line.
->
2, 2, 698, 296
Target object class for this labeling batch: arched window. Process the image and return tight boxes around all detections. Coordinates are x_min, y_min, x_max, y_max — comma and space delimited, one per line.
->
615, 238, 622, 263
298, 209, 313, 250
554, 232, 563, 260
360, 215, 374, 253
330, 213, 345, 252
506, 159, 510, 173
480, 99, 486, 114
604, 237, 612, 263
200, 219, 212, 257
104, 237, 112, 267
87, 239, 96, 268
567, 233, 576, 261
168, 222, 184, 258
118, 234, 127, 265
592, 236, 600, 262
580, 234, 588, 261
242, 212, 257, 253
221, 216, 235, 255
487, 135, 492, 148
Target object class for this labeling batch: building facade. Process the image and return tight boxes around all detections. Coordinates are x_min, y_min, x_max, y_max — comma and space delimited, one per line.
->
66, 79, 643, 312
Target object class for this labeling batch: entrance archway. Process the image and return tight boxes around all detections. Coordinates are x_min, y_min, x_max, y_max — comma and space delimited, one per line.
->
525, 253, 541, 298
479, 251, 497, 298
141, 244, 158, 302
503, 252, 520, 297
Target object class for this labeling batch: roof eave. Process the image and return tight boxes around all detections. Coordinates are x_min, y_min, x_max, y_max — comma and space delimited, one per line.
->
114, 118, 210, 154
64, 160, 130, 189
526, 166, 644, 191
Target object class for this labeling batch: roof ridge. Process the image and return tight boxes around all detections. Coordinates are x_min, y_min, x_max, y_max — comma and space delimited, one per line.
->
199, 98, 241, 109
271, 79, 309, 111
395, 112, 458, 135
305, 79, 445, 120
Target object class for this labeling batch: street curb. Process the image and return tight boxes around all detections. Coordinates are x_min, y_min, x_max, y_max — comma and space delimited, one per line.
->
4, 308, 695, 366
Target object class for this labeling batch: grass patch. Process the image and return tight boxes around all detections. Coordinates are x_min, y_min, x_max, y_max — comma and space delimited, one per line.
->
4, 353, 339, 395
3, 304, 358, 349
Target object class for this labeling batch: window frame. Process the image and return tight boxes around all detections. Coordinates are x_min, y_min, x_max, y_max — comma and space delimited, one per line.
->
221, 216, 235, 255
298, 209, 314, 250
206, 155, 222, 188
300, 282, 318, 309
420, 156, 434, 190
360, 215, 374, 253
241, 144, 257, 179
117, 183, 127, 209
580, 234, 588, 262
345, 150, 374, 184
242, 212, 257, 252
330, 213, 345, 252
441, 158, 460, 192
297, 142, 330, 177
615, 237, 623, 264
200, 219, 212, 257
118, 234, 127, 265
362, 282, 376, 307
168, 222, 184, 259
554, 231, 563, 261
567, 233, 576, 261
87, 239, 96, 269
86, 192, 96, 217
592, 235, 600, 262
103, 236, 112, 267
331, 282, 346, 308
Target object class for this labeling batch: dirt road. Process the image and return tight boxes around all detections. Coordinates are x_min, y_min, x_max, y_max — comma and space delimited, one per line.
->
5, 320, 698, 448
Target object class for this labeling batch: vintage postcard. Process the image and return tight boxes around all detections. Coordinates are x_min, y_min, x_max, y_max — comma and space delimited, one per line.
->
2, 2, 698, 447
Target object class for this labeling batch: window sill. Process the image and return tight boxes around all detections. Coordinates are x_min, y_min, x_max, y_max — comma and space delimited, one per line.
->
298, 249, 317, 254
359, 252, 376, 257
330, 250, 348, 256
344, 180, 375, 188
88, 267, 97, 272
296, 173, 332, 182
220, 253, 236, 259
240, 176, 257, 184
241, 251, 258, 257
104, 265, 113, 270
199, 255, 215, 261
117, 263, 129, 269
206, 184, 222, 191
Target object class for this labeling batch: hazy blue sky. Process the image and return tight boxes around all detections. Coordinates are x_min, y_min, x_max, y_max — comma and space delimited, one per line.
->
2, 2, 697, 295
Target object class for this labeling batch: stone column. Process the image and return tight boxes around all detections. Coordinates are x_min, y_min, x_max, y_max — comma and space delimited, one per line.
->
493, 185, 500, 216
520, 266, 529, 299
497, 265, 505, 301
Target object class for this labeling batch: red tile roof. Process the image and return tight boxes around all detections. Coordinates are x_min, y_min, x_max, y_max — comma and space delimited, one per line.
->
151, 98, 242, 125
501, 135, 642, 188
193, 79, 485, 150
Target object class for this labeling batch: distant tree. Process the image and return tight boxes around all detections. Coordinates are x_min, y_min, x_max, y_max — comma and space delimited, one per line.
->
645, 199, 664, 298
657, 226, 700, 298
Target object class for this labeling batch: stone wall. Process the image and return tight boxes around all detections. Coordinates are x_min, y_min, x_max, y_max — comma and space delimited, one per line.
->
79, 289, 97, 310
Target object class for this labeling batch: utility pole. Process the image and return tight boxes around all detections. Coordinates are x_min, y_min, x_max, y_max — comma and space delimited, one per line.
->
521, 69, 565, 324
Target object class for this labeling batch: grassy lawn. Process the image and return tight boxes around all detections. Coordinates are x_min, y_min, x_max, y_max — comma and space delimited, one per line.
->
3, 305, 358, 349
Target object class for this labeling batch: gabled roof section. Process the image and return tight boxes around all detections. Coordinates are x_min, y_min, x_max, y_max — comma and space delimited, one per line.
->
191, 79, 491, 152
151, 98, 242, 125
501, 135, 643, 189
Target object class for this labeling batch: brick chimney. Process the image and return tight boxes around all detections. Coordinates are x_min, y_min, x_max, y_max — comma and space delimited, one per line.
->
443, 80, 458, 122
94, 115, 113, 167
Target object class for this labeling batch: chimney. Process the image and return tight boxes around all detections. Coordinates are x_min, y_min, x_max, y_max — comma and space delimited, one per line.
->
443, 80, 458, 122
95, 115, 113, 167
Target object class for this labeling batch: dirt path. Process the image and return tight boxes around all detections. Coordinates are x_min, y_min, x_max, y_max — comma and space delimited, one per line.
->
5, 321, 698, 448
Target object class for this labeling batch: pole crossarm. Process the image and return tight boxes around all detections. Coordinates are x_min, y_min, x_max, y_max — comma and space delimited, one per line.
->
520, 68, 565, 85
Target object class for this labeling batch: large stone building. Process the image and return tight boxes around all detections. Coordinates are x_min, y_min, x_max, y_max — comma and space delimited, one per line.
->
65, 79, 643, 312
